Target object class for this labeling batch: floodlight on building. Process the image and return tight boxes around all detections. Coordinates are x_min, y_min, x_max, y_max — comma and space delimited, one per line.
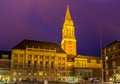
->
109, 77, 112, 81
28, 73, 31, 76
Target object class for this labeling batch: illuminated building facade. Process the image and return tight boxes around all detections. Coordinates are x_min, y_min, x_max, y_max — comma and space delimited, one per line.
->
0, 51, 11, 82
102, 40, 120, 82
73, 55, 102, 81
10, 40, 102, 82
11, 40, 68, 81
5, 5, 102, 82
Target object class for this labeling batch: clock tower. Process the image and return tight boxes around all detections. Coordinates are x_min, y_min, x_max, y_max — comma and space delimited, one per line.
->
61, 5, 77, 56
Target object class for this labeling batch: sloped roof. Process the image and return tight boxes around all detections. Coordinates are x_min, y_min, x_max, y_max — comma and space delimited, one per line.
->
103, 40, 120, 48
74, 54, 101, 60
12, 39, 66, 53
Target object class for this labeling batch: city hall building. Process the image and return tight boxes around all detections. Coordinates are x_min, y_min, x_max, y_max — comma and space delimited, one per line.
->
0, 6, 102, 82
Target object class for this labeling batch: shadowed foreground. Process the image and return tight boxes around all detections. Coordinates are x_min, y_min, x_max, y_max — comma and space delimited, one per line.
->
4, 81, 113, 84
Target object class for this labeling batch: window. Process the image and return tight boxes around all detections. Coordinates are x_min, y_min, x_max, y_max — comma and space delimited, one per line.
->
113, 46, 116, 50
62, 72, 65, 76
46, 62, 48, 68
40, 56, 43, 61
76, 62, 80, 66
62, 62, 65, 65
58, 67, 61, 70
34, 61, 37, 67
51, 62, 54, 68
40, 61, 43, 67
20, 54, 23, 64
62, 57, 65, 60
28, 61, 31, 67
112, 61, 116, 67
51, 56, 55, 61
34, 55, 38, 60
108, 48, 111, 52
28, 54, 32, 60
62, 67, 65, 70
58, 62, 61, 65
58, 57, 61, 60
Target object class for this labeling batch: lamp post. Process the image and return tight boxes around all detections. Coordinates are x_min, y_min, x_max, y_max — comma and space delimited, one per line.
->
105, 56, 108, 82
99, 26, 104, 83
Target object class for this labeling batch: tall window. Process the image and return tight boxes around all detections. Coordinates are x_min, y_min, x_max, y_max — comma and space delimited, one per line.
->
40, 56, 43, 61
34, 55, 38, 60
46, 62, 48, 68
51, 62, 54, 68
14, 54, 18, 63
34, 61, 37, 67
40, 61, 43, 67
28, 61, 31, 67
51, 56, 55, 61
112, 61, 116, 67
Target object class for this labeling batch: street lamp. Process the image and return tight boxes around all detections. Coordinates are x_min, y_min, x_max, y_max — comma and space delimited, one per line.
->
99, 26, 104, 83
105, 56, 108, 82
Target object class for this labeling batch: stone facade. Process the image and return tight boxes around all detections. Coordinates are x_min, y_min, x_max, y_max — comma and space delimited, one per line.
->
102, 40, 120, 82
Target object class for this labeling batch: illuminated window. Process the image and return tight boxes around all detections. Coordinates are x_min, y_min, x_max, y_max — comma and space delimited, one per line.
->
58, 62, 61, 65
34, 55, 38, 60
108, 48, 111, 52
76, 62, 80, 66
62, 57, 65, 60
62, 67, 65, 70
51, 56, 55, 61
40, 61, 43, 67
62, 72, 65, 76
40, 56, 43, 61
28, 54, 32, 60
113, 46, 116, 50
112, 61, 116, 67
13, 71, 17, 76
58, 57, 61, 60
39, 71, 43, 76
58, 67, 61, 70
45, 62, 48, 68
62, 62, 65, 65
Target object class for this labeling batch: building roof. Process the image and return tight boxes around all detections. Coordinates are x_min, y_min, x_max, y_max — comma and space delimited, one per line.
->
12, 39, 66, 53
0, 50, 11, 59
103, 40, 120, 48
74, 54, 101, 60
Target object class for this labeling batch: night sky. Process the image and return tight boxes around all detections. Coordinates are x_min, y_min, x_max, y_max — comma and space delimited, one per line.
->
0, 0, 120, 57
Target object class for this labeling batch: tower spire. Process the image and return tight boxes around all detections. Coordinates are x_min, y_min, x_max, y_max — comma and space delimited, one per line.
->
61, 5, 77, 56
65, 5, 72, 20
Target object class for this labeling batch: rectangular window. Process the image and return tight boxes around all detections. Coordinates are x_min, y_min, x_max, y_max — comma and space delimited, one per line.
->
40, 56, 43, 61
62, 57, 65, 60
51, 62, 54, 68
34, 61, 37, 67
28, 61, 31, 67
62, 67, 65, 70
51, 56, 55, 61
40, 61, 43, 66
46, 62, 48, 68
62, 72, 65, 76
34, 55, 38, 60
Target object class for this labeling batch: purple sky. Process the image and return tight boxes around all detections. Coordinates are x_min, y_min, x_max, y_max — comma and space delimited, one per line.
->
0, 0, 120, 56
